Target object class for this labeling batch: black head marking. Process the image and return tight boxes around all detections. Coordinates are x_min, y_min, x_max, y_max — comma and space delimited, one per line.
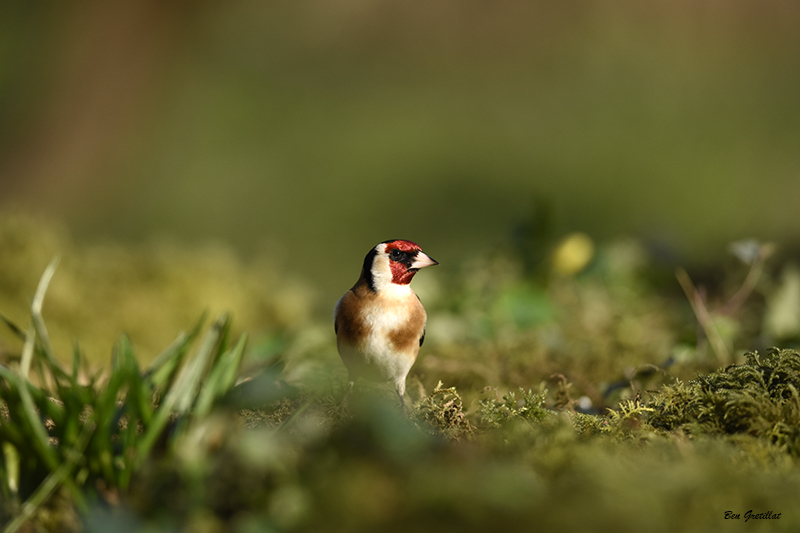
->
361, 247, 378, 292
388, 247, 414, 267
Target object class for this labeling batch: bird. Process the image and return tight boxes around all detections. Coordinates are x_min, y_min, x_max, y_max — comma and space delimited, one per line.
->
334, 239, 438, 414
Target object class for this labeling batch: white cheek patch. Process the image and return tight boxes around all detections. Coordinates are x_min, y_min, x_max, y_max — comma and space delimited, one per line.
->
370, 244, 395, 292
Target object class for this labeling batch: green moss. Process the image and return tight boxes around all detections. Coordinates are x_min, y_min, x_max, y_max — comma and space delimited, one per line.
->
412, 382, 475, 441
648, 348, 800, 455
479, 386, 554, 428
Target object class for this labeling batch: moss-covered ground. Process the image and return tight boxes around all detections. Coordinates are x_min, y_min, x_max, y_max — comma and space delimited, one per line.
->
2, 215, 799, 532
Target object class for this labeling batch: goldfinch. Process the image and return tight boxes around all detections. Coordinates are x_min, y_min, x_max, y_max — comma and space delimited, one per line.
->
334, 240, 438, 413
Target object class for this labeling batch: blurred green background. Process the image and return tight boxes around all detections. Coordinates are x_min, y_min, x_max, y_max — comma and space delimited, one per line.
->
2, 0, 800, 298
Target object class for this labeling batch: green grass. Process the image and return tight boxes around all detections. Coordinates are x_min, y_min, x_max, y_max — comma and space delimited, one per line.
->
0, 261, 248, 532
2, 219, 800, 532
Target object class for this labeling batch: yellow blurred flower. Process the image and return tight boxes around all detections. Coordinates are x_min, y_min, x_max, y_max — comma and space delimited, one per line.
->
551, 232, 595, 276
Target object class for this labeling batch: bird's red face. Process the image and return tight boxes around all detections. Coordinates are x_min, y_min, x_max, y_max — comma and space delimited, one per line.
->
360, 239, 438, 291
382, 239, 438, 285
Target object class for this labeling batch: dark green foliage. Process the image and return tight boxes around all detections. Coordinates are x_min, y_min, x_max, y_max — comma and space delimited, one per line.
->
648, 348, 800, 454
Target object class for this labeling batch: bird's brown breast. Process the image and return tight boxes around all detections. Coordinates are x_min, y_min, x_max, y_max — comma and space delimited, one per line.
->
335, 284, 371, 347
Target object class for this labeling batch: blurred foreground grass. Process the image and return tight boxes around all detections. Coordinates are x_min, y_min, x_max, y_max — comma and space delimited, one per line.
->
2, 214, 800, 532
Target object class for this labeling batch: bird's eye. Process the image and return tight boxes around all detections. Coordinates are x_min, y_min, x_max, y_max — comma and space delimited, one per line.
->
389, 249, 403, 260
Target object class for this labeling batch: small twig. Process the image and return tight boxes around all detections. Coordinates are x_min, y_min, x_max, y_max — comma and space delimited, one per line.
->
676, 268, 729, 365
719, 253, 769, 315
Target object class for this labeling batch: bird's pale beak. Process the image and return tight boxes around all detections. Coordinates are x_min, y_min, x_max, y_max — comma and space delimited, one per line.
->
411, 251, 439, 270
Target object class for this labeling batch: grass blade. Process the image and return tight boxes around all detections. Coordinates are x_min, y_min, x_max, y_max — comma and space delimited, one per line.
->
169, 314, 228, 415
0, 368, 57, 471
194, 333, 247, 419
1, 421, 94, 533
0, 442, 20, 501
135, 315, 228, 463
20, 257, 59, 380
0, 313, 26, 342
143, 315, 206, 394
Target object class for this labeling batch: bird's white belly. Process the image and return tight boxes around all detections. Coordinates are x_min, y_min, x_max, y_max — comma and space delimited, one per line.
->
351, 298, 416, 382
